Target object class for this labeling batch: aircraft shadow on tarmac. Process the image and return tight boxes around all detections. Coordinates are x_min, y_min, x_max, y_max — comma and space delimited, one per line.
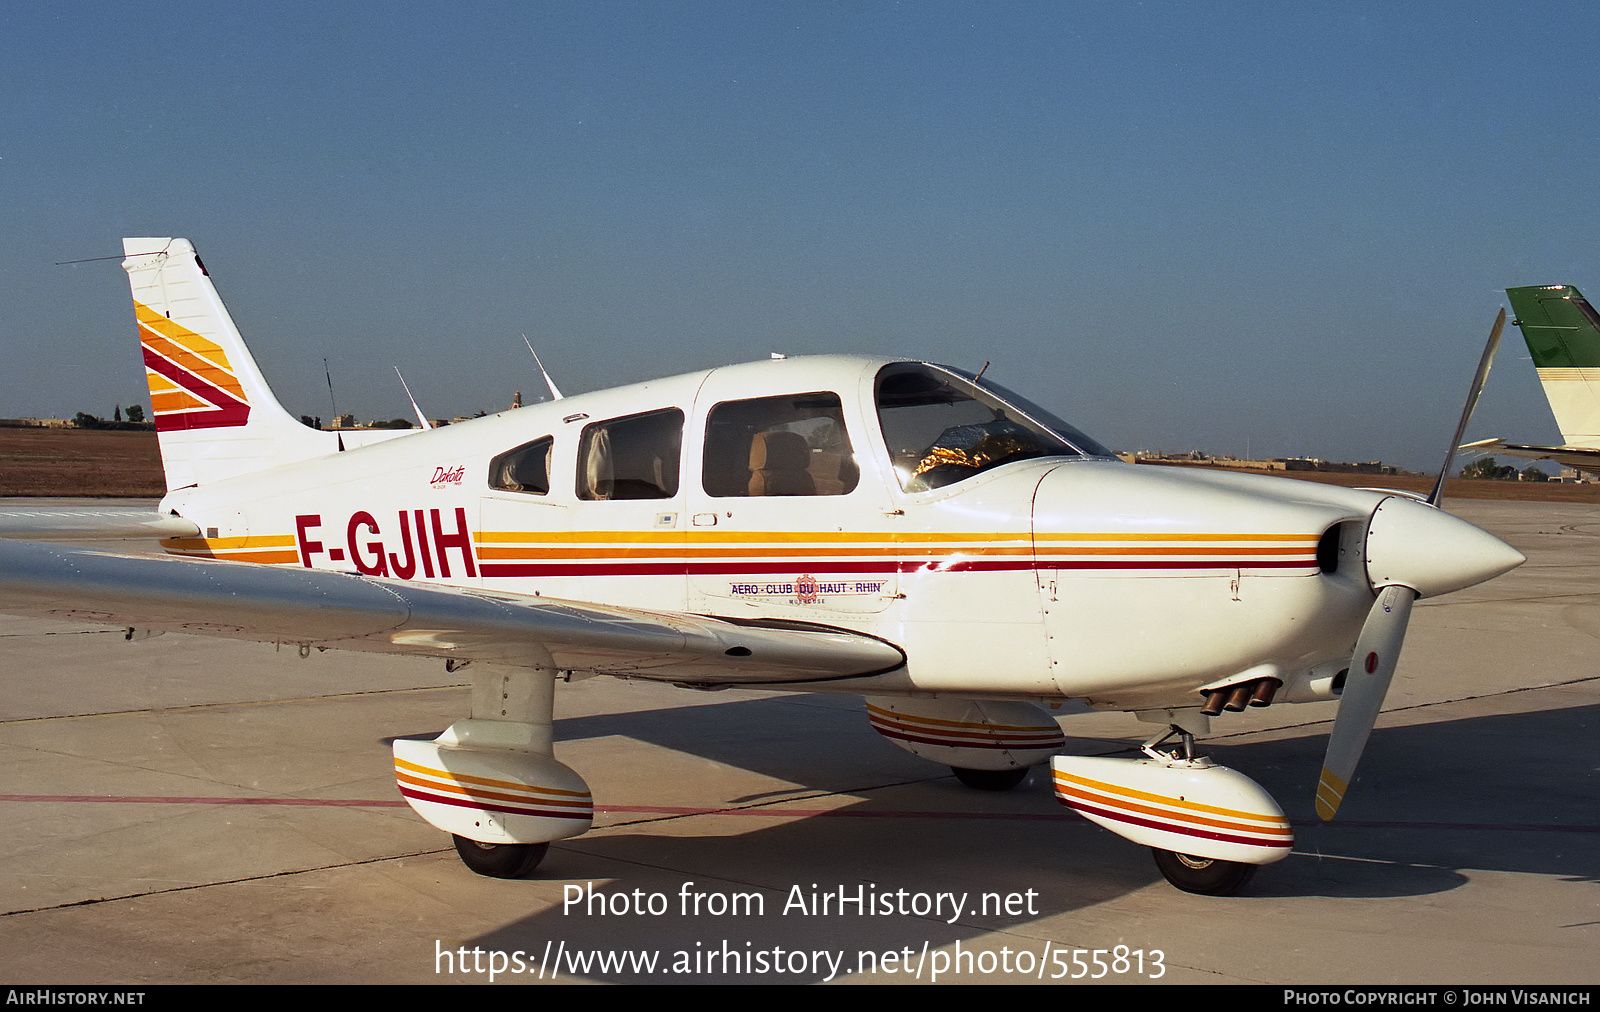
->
436, 694, 1596, 983
1231, 700, 1600, 894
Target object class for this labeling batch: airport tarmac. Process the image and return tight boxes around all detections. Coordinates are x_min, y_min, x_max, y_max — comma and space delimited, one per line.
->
0, 497, 1594, 985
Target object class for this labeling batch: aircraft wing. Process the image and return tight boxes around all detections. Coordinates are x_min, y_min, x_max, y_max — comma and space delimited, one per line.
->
0, 540, 904, 684
1460, 438, 1600, 477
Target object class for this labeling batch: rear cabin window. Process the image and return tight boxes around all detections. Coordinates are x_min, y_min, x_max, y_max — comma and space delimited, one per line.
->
577, 409, 684, 500
488, 436, 553, 494
702, 392, 859, 497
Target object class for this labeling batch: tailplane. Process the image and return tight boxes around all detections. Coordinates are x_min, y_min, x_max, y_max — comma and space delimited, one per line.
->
1507, 284, 1600, 449
124, 238, 335, 490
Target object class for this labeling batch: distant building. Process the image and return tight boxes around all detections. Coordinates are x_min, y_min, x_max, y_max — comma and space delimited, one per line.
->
1121, 450, 1402, 476
1120, 449, 1283, 471
1278, 458, 1391, 475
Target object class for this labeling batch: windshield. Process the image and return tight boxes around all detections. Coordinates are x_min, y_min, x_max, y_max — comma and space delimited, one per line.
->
875, 363, 1114, 491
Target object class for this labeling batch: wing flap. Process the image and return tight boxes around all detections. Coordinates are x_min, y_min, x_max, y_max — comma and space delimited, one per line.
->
0, 540, 905, 684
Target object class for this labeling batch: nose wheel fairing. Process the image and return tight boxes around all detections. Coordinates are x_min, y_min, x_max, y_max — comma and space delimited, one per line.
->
1051, 753, 1293, 868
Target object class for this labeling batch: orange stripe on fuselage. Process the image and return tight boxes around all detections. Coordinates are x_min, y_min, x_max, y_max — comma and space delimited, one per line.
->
167, 525, 1320, 571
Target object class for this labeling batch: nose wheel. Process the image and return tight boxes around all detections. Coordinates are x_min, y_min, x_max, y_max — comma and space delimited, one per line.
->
452, 836, 549, 879
1138, 726, 1262, 895
1151, 848, 1256, 895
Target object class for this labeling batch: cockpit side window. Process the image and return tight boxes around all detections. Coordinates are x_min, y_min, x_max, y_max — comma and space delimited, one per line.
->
702, 392, 859, 497
488, 436, 553, 495
875, 363, 1112, 492
577, 409, 684, 500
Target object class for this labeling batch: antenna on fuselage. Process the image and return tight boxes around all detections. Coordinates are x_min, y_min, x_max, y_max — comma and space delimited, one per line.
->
522, 335, 564, 401
323, 357, 344, 452
393, 367, 434, 429
323, 357, 339, 416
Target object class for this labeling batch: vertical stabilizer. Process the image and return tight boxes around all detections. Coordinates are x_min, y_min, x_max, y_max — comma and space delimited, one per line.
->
123, 238, 336, 490
1507, 284, 1600, 449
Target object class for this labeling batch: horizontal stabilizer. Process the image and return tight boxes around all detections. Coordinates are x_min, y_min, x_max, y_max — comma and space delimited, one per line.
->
0, 504, 199, 541
1459, 438, 1600, 477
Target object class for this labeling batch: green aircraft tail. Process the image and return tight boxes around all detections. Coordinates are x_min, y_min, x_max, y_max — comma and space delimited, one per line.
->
1507, 285, 1600, 448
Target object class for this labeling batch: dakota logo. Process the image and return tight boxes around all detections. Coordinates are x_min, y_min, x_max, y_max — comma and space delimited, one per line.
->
430, 465, 465, 488
295, 507, 478, 579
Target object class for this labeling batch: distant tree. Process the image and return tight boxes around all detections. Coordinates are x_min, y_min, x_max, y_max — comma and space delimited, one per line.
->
1461, 456, 1518, 480
370, 418, 414, 429
1522, 466, 1549, 483
113, 405, 121, 422
300, 414, 318, 429
74, 408, 152, 430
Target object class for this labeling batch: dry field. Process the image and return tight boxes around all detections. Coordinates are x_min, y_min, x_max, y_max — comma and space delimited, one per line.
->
2, 427, 1594, 503
0, 427, 164, 497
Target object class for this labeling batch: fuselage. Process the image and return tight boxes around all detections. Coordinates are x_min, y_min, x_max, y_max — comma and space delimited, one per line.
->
156, 354, 1395, 711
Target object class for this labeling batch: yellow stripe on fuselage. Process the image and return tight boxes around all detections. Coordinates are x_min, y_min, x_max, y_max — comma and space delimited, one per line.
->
161, 533, 299, 564
163, 525, 1317, 568
475, 529, 1311, 544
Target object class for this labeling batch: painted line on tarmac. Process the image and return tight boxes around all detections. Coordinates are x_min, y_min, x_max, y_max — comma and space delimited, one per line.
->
0, 794, 1596, 833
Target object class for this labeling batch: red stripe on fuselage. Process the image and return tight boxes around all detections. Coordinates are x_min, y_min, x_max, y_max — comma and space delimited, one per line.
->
475, 558, 1318, 578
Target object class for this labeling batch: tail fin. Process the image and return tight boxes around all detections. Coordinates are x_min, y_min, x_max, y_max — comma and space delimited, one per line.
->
124, 238, 335, 490
1506, 284, 1600, 449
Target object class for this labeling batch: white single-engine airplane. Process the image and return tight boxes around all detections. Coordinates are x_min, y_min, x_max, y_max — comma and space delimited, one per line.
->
0, 239, 1525, 895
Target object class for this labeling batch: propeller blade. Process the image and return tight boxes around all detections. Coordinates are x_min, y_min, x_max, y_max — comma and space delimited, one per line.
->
1429, 307, 1507, 506
1316, 584, 1416, 820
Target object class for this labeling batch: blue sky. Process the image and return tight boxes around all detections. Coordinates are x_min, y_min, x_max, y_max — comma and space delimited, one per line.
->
5, 1, 1597, 471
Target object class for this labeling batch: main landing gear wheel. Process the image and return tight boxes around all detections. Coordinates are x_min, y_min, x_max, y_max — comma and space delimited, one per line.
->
1151, 848, 1256, 896
452, 835, 549, 879
951, 766, 1028, 791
